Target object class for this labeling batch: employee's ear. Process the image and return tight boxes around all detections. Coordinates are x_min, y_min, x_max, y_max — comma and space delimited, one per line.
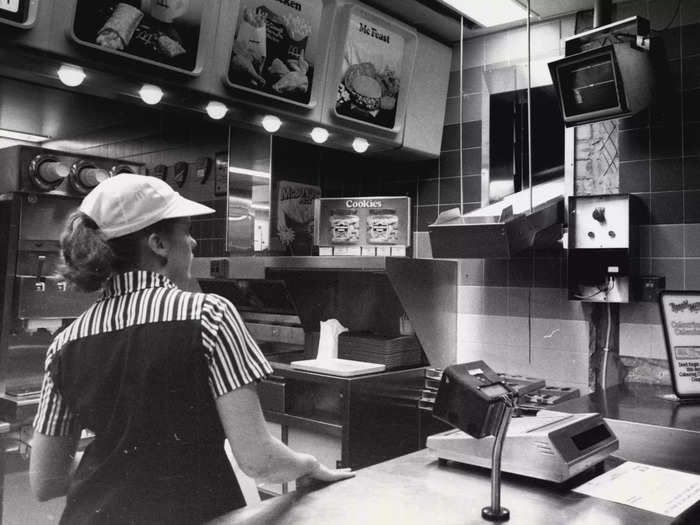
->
146, 232, 169, 259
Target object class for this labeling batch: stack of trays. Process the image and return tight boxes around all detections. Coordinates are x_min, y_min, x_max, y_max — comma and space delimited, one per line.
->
338, 333, 423, 370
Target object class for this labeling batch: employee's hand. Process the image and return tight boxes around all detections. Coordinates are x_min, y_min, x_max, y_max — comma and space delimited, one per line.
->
309, 463, 355, 482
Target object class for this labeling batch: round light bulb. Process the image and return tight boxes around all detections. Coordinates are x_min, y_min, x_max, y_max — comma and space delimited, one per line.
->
261, 115, 282, 133
310, 127, 329, 144
139, 84, 163, 105
205, 101, 228, 120
352, 137, 369, 153
57, 65, 86, 87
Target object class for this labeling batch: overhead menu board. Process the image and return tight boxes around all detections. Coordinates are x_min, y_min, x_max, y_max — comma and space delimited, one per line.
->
334, 10, 406, 130
72, 0, 209, 74
0, 0, 35, 26
660, 291, 700, 399
226, 0, 324, 107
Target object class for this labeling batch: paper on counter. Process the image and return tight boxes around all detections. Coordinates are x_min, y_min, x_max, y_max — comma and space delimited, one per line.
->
573, 461, 700, 518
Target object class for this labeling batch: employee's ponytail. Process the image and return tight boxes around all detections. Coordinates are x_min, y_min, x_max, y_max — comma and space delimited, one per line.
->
60, 211, 181, 292
59, 212, 116, 292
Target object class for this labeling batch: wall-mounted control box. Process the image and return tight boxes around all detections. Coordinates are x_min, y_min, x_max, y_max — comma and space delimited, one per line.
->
568, 194, 637, 303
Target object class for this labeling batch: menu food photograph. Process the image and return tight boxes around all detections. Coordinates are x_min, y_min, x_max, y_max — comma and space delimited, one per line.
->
228, 0, 323, 106
335, 11, 405, 129
73, 0, 204, 71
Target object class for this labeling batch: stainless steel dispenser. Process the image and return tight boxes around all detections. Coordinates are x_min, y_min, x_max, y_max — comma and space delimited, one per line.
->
0, 146, 142, 420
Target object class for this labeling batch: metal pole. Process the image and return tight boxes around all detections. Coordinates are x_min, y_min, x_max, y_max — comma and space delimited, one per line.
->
593, 0, 612, 28
526, 0, 532, 214
482, 403, 514, 521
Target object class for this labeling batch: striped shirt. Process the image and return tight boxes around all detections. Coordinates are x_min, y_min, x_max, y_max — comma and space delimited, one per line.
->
33, 270, 273, 437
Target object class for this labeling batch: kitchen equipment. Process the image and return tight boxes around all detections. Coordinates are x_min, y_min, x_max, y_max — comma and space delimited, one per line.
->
427, 410, 618, 483
0, 146, 142, 420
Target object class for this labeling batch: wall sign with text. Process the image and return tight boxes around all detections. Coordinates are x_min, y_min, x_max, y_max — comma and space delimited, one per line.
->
72, 0, 211, 74
660, 291, 700, 399
334, 9, 408, 130
226, 0, 324, 107
314, 196, 410, 248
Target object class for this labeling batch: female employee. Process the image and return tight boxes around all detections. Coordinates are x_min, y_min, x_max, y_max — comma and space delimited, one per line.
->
29, 174, 353, 524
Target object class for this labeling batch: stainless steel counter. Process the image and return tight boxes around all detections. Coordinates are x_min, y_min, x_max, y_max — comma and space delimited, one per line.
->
207, 449, 677, 525
557, 383, 700, 474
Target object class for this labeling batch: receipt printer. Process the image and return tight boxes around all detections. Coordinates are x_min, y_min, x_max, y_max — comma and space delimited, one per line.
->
433, 361, 515, 438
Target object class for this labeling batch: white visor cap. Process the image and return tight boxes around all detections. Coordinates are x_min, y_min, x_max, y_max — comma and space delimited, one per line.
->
79, 173, 215, 239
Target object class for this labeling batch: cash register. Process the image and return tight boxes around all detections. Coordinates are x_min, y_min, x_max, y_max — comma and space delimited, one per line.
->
427, 361, 618, 484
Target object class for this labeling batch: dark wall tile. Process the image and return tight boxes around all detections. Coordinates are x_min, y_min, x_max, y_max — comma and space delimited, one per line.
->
632, 193, 651, 224
463, 202, 480, 214
620, 160, 650, 193
439, 177, 461, 205
651, 93, 681, 126
484, 258, 508, 286
652, 258, 684, 289
618, 109, 648, 130
462, 175, 481, 203
619, 128, 650, 161
651, 158, 683, 191
651, 191, 684, 224
685, 157, 700, 190
462, 121, 482, 148
462, 67, 482, 95
686, 224, 700, 256
417, 178, 438, 205
687, 260, 700, 289
439, 150, 460, 178
383, 180, 417, 201
684, 89, 700, 122
534, 258, 562, 287
684, 55, 700, 90
685, 123, 700, 156
685, 191, 700, 223
462, 94, 482, 123
462, 147, 481, 175
682, 20, 700, 56
650, 125, 682, 159
416, 206, 438, 232
441, 124, 460, 151
447, 70, 460, 97
638, 225, 652, 257
658, 26, 681, 60
509, 258, 533, 287
650, 224, 684, 257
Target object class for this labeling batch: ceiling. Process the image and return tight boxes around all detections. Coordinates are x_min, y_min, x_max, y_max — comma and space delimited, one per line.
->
362, 0, 632, 43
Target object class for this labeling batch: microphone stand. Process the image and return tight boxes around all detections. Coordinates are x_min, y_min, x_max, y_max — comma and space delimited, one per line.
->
481, 396, 515, 521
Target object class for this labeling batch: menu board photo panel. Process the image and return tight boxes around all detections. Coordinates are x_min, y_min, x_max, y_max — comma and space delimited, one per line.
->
660, 291, 700, 399
0, 0, 33, 26
334, 10, 405, 130
227, 0, 323, 107
72, 0, 206, 73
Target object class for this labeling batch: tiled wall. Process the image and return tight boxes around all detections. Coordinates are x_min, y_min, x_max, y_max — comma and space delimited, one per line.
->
615, 0, 700, 383
429, 17, 594, 391
433, 0, 700, 388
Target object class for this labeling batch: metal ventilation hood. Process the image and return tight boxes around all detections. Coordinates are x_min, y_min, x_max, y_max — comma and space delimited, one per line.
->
428, 178, 565, 258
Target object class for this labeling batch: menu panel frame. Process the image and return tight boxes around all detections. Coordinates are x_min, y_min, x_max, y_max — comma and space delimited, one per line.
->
224, 0, 332, 110
659, 290, 700, 399
329, 4, 417, 134
0, 0, 38, 28
70, 0, 218, 76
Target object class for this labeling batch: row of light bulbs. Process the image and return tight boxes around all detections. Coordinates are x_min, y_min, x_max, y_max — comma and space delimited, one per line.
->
56, 64, 371, 154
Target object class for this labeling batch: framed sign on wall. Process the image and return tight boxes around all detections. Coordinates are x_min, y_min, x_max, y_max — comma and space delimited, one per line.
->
72, 0, 212, 74
659, 291, 700, 400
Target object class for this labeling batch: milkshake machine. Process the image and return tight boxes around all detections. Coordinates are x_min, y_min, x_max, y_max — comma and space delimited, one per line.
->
0, 145, 142, 421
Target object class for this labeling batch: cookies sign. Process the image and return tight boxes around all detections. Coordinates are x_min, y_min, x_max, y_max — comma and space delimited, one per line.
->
335, 12, 405, 129
660, 291, 700, 399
